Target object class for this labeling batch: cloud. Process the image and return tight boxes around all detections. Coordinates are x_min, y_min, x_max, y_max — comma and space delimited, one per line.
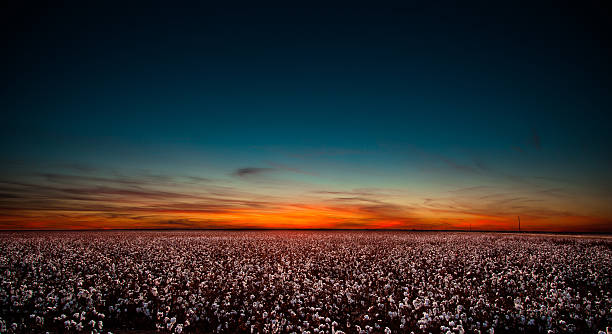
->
0, 192, 23, 199
150, 219, 199, 228
232, 163, 316, 179
39, 173, 145, 186
536, 188, 572, 198
312, 188, 401, 197
446, 186, 493, 194
58, 186, 194, 199
232, 167, 275, 178
38, 171, 214, 188
420, 188, 583, 223
186, 176, 211, 183
56, 163, 98, 173
332, 197, 384, 204
0, 160, 608, 231
248, 146, 365, 160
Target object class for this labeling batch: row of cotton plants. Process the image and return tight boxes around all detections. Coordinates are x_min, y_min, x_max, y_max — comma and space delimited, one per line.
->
0, 231, 610, 333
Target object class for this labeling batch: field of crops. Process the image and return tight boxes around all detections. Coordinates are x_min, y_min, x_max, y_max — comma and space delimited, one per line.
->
0, 231, 610, 333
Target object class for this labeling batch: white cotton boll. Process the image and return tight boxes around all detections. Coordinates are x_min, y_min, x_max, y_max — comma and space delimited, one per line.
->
413, 298, 423, 310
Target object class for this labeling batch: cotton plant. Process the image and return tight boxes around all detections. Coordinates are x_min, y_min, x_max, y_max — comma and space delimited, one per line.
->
0, 231, 610, 332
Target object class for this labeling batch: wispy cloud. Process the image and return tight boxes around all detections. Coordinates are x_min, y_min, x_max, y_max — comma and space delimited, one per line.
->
232, 167, 275, 178
231, 163, 316, 179
0, 161, 609, 231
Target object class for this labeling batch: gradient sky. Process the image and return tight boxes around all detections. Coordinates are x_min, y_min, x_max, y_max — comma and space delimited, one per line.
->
1, 2, 611, 231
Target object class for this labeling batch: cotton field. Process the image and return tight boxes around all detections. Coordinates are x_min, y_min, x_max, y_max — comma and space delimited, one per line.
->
0, 231, 610, 333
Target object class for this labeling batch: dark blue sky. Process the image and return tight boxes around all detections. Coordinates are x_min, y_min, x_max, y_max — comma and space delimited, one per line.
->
1, 2, 611, 230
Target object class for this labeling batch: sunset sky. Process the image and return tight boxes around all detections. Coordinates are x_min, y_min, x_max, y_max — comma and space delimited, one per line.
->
1, 2, 611, 231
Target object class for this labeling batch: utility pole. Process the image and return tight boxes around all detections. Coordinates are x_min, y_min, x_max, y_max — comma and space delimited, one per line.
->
518, 216, 521, 233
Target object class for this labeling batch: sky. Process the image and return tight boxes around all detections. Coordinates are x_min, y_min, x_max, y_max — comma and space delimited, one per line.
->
1, 2, 611, 231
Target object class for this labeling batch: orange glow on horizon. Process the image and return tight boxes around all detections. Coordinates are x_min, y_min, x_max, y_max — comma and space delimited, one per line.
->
0, 201, 608, 232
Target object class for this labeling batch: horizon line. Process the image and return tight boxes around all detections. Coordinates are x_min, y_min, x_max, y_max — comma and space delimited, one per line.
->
0, 228, 611, 235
